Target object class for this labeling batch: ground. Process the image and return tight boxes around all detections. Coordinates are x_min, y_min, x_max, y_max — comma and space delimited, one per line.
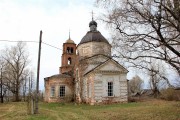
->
0, 99, 180, 120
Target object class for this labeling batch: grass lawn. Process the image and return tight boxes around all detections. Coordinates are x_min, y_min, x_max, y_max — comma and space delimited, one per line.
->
0, 99, 179, 120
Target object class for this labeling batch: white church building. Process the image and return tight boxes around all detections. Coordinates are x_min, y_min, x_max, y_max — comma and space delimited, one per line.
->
44, 19, 128, 105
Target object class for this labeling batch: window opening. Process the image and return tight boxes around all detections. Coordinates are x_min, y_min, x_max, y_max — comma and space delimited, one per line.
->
67, 47, 70, 53
71, 47, 73, 53
51, 86, 55, 97
108, 82, 113, 96
59, 86, 65, 97
68, 57, 72, 65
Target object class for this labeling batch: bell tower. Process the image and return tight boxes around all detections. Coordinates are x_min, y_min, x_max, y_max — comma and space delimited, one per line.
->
60, 37, 76, 74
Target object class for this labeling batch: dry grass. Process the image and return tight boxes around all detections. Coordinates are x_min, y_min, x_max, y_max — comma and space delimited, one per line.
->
0, 99, 180, 120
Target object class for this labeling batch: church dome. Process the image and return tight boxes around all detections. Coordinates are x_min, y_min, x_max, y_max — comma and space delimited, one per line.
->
79, 31, 109, 45
77, 19, 111, 58
78, 20, 110, 45
89, 20, 97, 27
65, 39, 74, 44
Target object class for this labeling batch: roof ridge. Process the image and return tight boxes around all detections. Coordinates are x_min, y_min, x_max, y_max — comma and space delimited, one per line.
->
80, 54, 111, 61
84, 58, 128, 76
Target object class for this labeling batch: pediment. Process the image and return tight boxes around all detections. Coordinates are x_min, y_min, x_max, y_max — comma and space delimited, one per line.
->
83, 56, 128, 76
90, 56, 108, 63
95, 59, 128, 73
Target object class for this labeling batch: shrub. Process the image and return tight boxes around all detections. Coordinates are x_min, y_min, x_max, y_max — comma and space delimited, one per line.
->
160, 88, 180, 101
128, 96, 142, 102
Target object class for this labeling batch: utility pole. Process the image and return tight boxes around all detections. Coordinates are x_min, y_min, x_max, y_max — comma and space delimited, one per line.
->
34, 30, 42, 114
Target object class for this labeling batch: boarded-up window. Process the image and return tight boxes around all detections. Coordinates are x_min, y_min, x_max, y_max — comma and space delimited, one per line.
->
108, 82, 113, 96
51, 86, 55, 97
59, 86, 65, 97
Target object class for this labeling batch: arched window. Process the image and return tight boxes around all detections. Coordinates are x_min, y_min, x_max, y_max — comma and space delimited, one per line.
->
67, 47, 70, 53
68, 57, 72, 65
71, 47, 73, 53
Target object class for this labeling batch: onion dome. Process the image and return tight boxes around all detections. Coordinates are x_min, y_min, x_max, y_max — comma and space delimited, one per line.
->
89, 20, 97, 27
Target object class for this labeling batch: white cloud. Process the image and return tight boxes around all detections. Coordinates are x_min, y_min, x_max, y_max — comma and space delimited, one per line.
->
0, 0, 111, 90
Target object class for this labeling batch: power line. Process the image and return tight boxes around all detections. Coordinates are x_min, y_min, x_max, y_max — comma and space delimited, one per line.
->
0, 39, 62, 51
42, 42, 62, 50
0, 40, 38, 43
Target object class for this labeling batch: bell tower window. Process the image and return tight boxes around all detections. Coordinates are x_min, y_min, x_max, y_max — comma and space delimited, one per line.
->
71, 47, 73, 53
68, 57, 72, 65
67, 47, 70, 53
66, 47, 74, 54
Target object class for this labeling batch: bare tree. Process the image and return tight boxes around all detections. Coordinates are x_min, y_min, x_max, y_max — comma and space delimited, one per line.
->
129, 75, 144, 95
22, 71, 29, 101
96, 0, 180, 75
2, 42, 30, 101
22, 70, 34, 102
0, 57, 8, 103
147, 60, 170, 98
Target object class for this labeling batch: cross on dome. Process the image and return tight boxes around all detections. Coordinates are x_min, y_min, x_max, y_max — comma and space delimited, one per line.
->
91, 11, 94, 21
89, 11, 97, 31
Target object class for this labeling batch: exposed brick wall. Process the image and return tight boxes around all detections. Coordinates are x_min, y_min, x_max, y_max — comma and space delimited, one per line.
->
60, 43, 77, 74
44, 77, 74, 102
